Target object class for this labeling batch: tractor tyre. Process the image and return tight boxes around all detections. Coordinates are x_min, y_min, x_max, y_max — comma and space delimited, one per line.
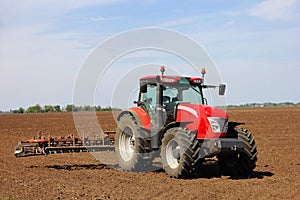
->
160, 127, 201, 178
218, 128, 258, 176
115, 114, 151, 172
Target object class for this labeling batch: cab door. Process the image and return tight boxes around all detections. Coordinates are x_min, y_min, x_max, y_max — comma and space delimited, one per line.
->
140, 83, 157, 125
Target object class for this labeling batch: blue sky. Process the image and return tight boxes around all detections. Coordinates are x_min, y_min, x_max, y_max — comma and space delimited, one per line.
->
1, 0, 299, 110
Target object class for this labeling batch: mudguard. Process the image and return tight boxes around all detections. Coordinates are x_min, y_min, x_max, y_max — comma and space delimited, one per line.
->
117, 107, 151, 130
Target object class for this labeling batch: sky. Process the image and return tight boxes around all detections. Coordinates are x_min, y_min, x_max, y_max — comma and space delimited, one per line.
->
0, 0, 299, 111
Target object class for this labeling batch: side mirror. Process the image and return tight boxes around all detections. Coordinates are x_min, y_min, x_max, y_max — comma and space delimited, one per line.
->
219, 84, 226, 95
141, 84, 147, 93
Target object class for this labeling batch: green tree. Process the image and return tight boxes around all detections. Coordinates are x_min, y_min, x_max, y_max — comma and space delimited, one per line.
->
13, 107, 24, 113
95, 106, 102, 111
44, 105, 54, 112
66, 104, 74, 112
26, 104, 43, 113
53, 105, 61, 112
84, 105, 94, 111
102, 106, 112, 111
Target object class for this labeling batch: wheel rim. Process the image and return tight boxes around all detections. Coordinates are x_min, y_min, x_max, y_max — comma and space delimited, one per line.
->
166, 139, 181, 169
119, 127, 135, 162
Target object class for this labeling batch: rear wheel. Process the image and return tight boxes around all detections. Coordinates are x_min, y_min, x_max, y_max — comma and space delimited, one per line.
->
218, 128, 258, 176
115, 114, 154, 172
160, 127, 201, 178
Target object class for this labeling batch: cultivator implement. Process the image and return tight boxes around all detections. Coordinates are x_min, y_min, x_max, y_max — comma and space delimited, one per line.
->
14, 130, 115, 157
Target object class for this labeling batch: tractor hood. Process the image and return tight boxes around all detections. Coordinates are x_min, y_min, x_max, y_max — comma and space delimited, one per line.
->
176, 104, 228, 139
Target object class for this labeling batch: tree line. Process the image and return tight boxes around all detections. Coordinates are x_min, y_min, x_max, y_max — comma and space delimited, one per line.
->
227, 102, 300, 108
4, 102, 299, 114
8, 104, 120, 114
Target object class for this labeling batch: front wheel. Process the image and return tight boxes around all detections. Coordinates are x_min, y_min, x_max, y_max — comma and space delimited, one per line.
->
218, 128, 258, 176
160, 127, 201, 178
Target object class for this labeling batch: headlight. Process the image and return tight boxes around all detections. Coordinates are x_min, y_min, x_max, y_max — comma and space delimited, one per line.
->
207, 117, 228, 133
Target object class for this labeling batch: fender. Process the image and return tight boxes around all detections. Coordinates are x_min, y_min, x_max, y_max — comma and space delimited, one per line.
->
160, 121, 193, 139
228, 122, 245, 129
117, 107, 152, 130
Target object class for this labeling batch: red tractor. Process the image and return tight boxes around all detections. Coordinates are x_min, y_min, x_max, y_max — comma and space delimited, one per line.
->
115, 66, 257, 178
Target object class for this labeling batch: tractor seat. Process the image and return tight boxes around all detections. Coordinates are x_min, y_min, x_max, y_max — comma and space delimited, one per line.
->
163, 96, 171, 106
165, 102, 177, 121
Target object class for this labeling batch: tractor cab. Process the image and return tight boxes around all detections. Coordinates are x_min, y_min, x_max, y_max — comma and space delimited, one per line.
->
137, 75, 204, 125
135, 66, 226, 129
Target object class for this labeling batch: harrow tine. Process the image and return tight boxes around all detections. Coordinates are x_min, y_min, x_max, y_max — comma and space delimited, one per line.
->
14, 130, 115, 157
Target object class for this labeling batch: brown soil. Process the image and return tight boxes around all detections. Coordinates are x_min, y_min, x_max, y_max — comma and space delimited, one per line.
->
0, 107, 299, 199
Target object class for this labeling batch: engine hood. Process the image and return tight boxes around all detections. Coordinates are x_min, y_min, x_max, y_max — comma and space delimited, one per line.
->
176, 104, 228, 119
176, 104, 228, 139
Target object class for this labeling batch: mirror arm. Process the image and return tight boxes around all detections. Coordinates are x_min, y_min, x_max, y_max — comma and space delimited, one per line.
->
134, 101, 145, 106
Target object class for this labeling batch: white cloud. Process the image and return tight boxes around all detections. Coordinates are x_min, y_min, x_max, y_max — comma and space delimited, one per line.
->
224, 20, 235, 27
155, 16, 199, 28
89, 16, 120, 22
0, 0, 128, 27
0, 0, 126, 12
250, 0, 298, 21
224, 10, 242, 17
0, 23, 90, 110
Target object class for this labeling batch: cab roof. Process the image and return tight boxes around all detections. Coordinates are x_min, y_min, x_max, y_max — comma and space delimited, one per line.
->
140, 75, 203, 85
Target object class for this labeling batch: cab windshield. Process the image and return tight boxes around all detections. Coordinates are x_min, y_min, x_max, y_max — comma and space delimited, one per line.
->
162, 84, 203, 106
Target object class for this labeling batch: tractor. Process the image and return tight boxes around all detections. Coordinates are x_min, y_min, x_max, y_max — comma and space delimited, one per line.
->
114, 66, 258, 178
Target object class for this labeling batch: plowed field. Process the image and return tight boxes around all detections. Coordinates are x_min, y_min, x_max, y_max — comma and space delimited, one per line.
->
0, 107, 299, 199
